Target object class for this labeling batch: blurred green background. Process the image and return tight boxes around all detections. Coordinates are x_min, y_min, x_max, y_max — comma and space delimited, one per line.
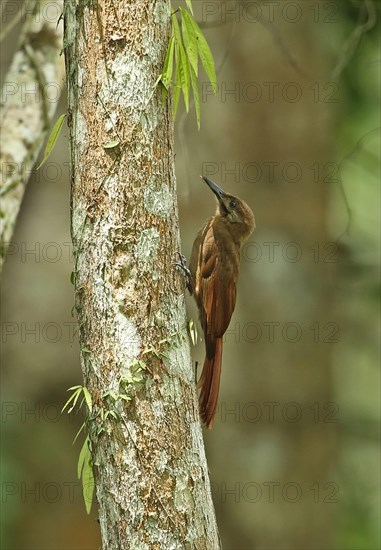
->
1, 1, 380, 549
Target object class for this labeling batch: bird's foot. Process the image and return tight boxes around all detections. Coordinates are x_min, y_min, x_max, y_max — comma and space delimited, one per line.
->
174, 252, 193, 293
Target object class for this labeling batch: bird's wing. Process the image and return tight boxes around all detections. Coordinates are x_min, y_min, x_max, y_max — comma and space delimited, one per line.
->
199, 224, 237, 350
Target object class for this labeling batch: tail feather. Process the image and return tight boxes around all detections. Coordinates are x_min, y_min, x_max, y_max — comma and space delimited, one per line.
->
198, 338, 223, 428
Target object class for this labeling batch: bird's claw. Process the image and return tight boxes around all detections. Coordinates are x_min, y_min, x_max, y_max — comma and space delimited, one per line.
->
174, 252, 193, 293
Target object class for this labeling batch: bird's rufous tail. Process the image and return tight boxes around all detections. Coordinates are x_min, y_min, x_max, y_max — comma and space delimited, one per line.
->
198, 338, 222, 428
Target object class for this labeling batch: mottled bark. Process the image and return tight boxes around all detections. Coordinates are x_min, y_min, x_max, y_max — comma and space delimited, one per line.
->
0, 0, 65, 272
64, 1, 220, 548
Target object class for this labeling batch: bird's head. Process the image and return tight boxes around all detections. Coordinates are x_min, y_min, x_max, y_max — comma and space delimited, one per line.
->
203, 176, 255, 240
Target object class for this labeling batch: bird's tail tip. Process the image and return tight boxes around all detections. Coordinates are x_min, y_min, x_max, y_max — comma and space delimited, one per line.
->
198, 338, 223, 429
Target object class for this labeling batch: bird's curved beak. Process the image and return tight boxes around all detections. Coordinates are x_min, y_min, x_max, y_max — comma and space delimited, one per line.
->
202, 176, 226, 202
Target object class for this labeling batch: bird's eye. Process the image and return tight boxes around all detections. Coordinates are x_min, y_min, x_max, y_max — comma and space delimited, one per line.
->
229, 200, 236, 209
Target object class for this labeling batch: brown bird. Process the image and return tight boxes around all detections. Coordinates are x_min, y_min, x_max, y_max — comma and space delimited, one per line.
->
188, 177, 255, 428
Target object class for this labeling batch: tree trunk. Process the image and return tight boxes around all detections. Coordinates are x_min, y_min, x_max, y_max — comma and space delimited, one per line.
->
0, 0, 65, 273
64, 1, 220, 548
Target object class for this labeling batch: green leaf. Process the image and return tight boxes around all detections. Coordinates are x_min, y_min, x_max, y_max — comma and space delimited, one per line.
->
109, 391, 118, 401
37, 114, 66, 169
188, 318, 199, 345
162, 36, 175, 89
161, 82, 168, 104
171, 12, 182, 46
70, 271, 76, 285
190, 65, 200, 130
78, 436, 94, 514
181, 8, 198, 76
103, 140, 119, 149
186, 15, 217, 93
119, 394, 131, 402
73, 422, 85, 445
82, 456, 95, 514
185, 0, 194, 15
172, 13, 191, 110
62, 386, 82, 414
82, 387, 92, 413
178, 42, 190, 111
105, 410, 120, 419
77, 435, 89, 479
153, 73, 162, 89
173, 47, 181, 119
